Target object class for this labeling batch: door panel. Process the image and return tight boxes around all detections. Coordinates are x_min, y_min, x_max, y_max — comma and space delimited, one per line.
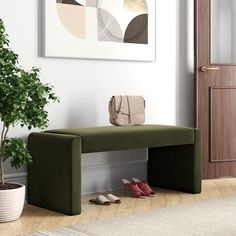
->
210, 87, 236, 162
195, 0, 236, 178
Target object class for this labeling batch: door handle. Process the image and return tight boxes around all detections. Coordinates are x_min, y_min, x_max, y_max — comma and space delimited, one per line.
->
200, 66, 220, 72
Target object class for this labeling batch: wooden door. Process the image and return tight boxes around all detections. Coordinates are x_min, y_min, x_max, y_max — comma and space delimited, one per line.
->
195, 0, 236, 179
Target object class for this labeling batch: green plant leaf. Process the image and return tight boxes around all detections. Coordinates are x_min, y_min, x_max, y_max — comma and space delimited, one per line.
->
0, 18, 59, 175
3, 138, 32, 168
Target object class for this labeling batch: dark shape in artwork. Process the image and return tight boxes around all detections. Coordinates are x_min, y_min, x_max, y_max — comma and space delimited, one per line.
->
56, 0, 83, 6
97, 8, 123, 43
124, 14, 148, 44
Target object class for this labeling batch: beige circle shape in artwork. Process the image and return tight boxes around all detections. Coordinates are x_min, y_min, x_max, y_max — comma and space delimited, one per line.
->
124, 0, 148, 13
57, 3, 85, 39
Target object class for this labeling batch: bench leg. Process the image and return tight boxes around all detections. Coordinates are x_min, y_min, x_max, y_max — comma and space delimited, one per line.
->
148, 129, 201, 193
28, 133, 82, 215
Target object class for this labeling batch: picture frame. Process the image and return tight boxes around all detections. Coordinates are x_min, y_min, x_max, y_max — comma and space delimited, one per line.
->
43, 0, 156, 61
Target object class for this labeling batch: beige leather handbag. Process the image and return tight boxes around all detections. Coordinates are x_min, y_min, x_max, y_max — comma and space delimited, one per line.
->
109, 96, 145, 126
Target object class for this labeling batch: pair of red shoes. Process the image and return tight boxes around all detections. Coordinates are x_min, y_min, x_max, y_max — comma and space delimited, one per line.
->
122, 178, 155, 198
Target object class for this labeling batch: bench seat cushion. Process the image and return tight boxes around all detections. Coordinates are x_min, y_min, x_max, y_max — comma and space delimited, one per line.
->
45, 125, 195, 153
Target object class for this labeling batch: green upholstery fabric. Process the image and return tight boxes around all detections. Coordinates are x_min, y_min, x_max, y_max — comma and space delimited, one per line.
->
28, 134, 82, 215
46, 125, 194, 153
28, 125, 202, 216
148, 129, 201, 193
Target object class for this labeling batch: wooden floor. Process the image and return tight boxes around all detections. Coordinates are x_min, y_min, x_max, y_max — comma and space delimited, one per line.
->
1, 178, 236, 236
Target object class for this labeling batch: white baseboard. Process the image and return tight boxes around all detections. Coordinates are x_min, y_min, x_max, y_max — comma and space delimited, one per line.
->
4, 172, 27, 186
81, 159, 147, 195
3, 159, 147, 196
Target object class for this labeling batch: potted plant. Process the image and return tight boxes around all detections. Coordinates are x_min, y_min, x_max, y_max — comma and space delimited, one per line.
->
0, 19, 59, 222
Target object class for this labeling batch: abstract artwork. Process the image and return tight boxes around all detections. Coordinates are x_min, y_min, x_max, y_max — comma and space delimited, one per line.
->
44, 0, 155, 61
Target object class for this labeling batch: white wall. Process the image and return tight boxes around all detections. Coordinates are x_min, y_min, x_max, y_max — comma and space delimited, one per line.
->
0, 0, 194, 194
176, 0, 194, 126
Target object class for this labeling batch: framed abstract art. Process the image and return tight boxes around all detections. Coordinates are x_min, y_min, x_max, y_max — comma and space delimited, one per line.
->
43, 0, 156, 61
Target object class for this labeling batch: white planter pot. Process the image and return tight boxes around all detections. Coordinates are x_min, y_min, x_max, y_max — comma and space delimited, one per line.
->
0, 183, 25, 222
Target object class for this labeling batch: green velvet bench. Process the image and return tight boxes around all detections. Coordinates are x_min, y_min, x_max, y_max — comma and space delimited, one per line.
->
27, 125, 201, 215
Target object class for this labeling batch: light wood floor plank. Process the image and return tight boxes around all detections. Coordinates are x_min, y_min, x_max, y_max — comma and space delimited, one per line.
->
165, 190, 181, 207
150, 188, 166, 209
194, 183, 208, 201
215, 179, 235, 197
133, 197, 151, 213
227, 178, 236, 194
180, 192, 195, 204
203, 179, 222, 199
115, 195, 136, 217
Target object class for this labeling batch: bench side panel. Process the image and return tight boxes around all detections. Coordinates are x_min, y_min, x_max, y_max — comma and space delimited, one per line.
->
148, 128, 202, 193
28, 133, 82, 215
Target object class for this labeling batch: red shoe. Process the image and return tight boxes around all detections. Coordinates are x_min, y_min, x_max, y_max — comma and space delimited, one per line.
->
132, 178, 155, 196
122, 179, 145, 198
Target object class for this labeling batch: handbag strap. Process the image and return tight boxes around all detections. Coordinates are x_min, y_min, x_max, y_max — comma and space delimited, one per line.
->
115, 96, 132, 124
115, 96, 123, 120
126, 95, 131, 124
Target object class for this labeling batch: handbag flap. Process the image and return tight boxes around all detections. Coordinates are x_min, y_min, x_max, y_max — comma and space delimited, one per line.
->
114, 96, 129, 114
128, 96, 145, 115
114, 96, 145, 115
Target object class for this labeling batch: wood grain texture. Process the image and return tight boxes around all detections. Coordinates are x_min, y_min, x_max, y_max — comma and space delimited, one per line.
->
210, 87, 236, 162
2, 179, 236, 236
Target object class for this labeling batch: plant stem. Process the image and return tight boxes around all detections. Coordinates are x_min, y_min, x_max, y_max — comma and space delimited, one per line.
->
3, 125, 9, 141
1, 123, 5, 145
0, 123, 8, 186
0, 157, 4, 186
0, 123, 5, 186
